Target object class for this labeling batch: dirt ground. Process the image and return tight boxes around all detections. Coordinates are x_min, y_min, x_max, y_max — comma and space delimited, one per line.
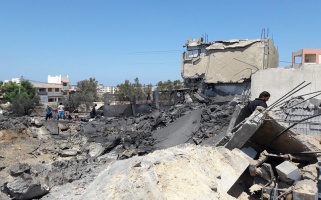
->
0, 130, 53, 167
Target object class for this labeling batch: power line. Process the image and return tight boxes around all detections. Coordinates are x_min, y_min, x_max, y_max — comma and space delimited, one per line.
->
111, 50, 182, 55
122, 61, 180, 65
279, 60, 292, 63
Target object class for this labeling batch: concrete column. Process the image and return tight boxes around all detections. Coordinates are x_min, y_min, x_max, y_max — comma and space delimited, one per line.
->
131, 95, 136, 117
168, 90, 172, 105
173, 90, 178, 105
103, 93, 109, 116
153, 91, 159, 109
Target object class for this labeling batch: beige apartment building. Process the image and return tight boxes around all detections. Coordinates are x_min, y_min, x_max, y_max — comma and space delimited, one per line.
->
31, 75, 74, 103
181, 37, 279, 96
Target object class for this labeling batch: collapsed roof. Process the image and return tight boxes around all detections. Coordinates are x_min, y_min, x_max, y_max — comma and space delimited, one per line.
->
181, 38, 279, 84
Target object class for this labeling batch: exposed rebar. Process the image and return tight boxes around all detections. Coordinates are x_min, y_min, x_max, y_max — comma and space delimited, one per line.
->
268, 81, 309, 110
267, 113, 321, 146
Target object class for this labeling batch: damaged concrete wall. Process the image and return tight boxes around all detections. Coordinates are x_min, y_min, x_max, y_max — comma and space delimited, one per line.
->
204, 82, 250, 96
250, 112, 321, 153
266, 39, 279, 69
251, 65, 321, 104
181, 38, 278, 84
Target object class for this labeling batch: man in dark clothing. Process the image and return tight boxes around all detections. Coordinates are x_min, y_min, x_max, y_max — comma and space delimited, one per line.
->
90, 104, 97, 118
230, 91, 271, 125
248, 91, 270, 114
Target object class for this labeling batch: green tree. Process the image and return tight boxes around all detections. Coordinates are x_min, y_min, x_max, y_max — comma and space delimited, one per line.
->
115, 79, 132, 101
115, 78, 148, 102
173, 80, 184, 89
1, 82, 20, 102
132, 77, 143, 98
11, 93, 40, 116
1, 80, 37, 102
156, 79, 183, 91
65, 78, 98, 111
0, 80, 39, 116
156, 81, 165, 91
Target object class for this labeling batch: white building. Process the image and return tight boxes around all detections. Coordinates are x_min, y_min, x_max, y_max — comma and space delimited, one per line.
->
97, 84, 116, 97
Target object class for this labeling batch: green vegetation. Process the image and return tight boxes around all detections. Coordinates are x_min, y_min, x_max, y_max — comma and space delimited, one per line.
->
115, 78, 184, 102
156, 80, 184, 91
0, 80, 40, 116
65, 78, 99, 111
115, 78, 153, 102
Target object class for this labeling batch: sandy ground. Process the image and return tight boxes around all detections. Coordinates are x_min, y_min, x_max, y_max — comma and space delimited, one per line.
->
0, 129, 52, 167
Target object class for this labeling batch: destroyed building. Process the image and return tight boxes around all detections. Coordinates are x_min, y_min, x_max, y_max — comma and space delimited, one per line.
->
2, 39, 321, 199
181, 37, 279, 96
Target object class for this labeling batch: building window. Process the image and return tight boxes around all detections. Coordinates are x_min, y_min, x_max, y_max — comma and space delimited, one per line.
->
63, 92, 67, 95
48, 88, 52, 92
305, 54, 316, 63
63, 83, 67, 86
55, 88, 60, 92
187, 49, 201, 58
39, 88, 46, 92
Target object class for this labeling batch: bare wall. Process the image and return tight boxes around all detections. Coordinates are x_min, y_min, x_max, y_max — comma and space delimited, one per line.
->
251, 65, 321, 106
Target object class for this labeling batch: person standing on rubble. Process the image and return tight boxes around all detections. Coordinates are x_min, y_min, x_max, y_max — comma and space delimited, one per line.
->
45, 105, 52, 121
248, 91, 270, 114
90, 104, 97, 118
57, 102, 65, 120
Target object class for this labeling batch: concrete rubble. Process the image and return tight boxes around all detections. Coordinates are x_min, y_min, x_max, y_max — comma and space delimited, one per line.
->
0, 92, 321, 200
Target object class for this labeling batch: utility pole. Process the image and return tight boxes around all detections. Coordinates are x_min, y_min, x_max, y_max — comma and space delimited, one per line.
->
18, 76, 23, 94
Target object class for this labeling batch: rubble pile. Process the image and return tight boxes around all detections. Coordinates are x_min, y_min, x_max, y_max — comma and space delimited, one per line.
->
0, 96, 237, 199
1, 94, 321, 199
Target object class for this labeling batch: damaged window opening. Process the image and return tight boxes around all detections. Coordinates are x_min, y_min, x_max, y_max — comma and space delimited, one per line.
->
187, 49, 200, 58
305, 54, 316, 63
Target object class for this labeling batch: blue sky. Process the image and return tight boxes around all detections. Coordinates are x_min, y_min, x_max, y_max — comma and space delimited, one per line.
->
1, 0, 320, 86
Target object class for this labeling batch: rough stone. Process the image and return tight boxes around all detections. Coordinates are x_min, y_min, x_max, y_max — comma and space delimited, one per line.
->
293, 179, 318, 200
9, 163, 30, 176
87, 142, 105, 158
5, 174, 49, 200
60, 149, 78, 157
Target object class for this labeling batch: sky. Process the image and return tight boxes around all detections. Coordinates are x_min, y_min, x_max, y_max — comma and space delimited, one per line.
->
1, 0, 321, 86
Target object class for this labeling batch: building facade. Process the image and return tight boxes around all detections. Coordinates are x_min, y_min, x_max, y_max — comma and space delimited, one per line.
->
31, 75, 74, 103
292, 49, 321, 68
97, 84, 116, 97
181, 37, 279, 96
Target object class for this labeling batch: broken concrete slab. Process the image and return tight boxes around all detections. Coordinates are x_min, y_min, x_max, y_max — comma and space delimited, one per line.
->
250, 111, 321, 153
43, 121, 58, 135
241, 146, 257, 159
224, 110, 264, 150
152, 109, 203, 149
216, 148, 253, 193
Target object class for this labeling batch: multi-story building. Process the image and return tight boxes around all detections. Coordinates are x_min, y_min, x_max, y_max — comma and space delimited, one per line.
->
31, 75, 74, 103
181, 37, 279, 96
97, 84, 116, 97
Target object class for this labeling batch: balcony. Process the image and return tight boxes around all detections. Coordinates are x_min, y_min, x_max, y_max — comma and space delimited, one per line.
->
38, 91, 48, 95
62, 85, 71, 91
48, 92, 63, 97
